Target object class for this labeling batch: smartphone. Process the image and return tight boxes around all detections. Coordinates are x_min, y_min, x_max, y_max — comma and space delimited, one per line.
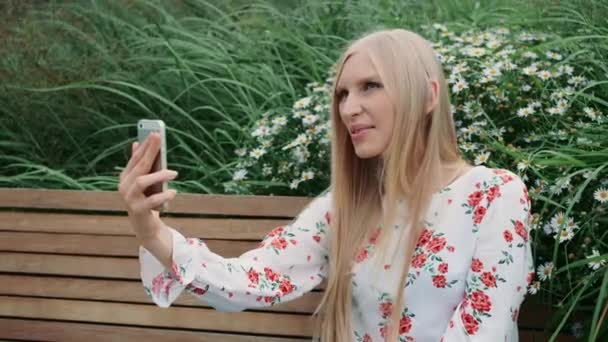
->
137, 119, 168, 212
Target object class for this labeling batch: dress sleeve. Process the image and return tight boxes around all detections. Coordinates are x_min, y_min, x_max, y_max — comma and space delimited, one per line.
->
442, 172, 535, 341
139, 192, 332, 311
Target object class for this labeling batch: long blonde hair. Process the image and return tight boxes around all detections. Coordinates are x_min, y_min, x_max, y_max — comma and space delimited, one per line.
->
313, 29, 466, 341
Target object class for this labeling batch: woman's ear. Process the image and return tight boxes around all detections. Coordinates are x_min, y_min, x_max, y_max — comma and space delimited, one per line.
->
425, 80, 439, 116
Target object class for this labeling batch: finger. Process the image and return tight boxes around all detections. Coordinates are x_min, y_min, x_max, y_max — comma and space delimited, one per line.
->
123, 140, 149, 177
125, 133, 156, 177
132, 169, 178, 195
136, 133, 161, 174
142, 188, 177, 211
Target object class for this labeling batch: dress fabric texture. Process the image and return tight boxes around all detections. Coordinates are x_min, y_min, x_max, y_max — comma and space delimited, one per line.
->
139, 166, 534, 341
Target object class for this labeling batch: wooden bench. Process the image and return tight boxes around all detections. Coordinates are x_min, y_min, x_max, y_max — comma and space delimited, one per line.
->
0, 188, 575, 341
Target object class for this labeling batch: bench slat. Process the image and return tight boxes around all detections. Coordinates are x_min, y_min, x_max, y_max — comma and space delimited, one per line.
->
0, 188, 313, 217
0, 231, 258, 257
0, 252, 328, 289
0, 296, 314, 336
0, 275, 322, 314
0, 211, 289, 239
0, 318, 310, 342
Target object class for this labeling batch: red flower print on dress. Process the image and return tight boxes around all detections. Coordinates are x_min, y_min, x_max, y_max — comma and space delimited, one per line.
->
271, 237, 288, 250
312, 235, 321, 243
486, 185, 501, 203
379, 302, 393, 318
481, 271, 497, 288
438, 263, 449, 274
471, 258, 484, 272
514, 220, 528, 242
356, 248, 370, 263
416, 229, 433, 248
473, 206, 487, 224
433, 274, 447, 288
427, 236, 447, 253
470, 290, 492, 312
247, 268, 259, 284
467, 190, 484, 207
279, 279, 294, 294
411, 253, 427, 268
399, 315, 412, 334
264, 267, 279, 282
503, 230, 513, 243
461, 311, 480, 335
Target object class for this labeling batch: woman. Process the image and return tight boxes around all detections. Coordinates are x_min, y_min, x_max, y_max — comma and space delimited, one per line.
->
118, 29, 534, 341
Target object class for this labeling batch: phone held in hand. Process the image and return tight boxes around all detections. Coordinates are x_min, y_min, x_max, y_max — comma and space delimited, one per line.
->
137, 119, 169, 212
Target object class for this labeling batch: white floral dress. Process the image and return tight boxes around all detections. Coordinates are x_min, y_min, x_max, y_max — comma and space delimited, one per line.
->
140, 166, 534, 341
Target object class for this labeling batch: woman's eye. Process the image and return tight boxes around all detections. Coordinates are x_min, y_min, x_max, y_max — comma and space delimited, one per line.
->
337, 90, 348, 101
365, 82, 382, 90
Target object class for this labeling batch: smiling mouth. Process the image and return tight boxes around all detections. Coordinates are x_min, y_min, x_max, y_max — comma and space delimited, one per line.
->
351, 127, 375, 134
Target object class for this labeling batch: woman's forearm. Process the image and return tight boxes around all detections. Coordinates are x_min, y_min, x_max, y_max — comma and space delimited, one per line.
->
139, 223, 174, 270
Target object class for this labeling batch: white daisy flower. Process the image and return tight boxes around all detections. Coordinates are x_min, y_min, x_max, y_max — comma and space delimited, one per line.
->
474, 151, 491, 165
557, 226, 575, 243
306, 125, 321, 135
313, 86, 327, 93
295, 133, 310, 146
452, 79, 469, 94
545, 51, 563, 60
520, 33, 539, 42
260, 140, 272, 148
594, 187, 608, 203
234, 148, 247, 157
262, 165, 273, 176
272, 116, 288, 126
547, 107, 564, 115
516, 106, 535, 118
523, 65, 538, 75
523, 51, 538, 59
232, 169, 248, 181
289, 180, 300, 189
586, 249, 606, 270
452, 62, 469, 73
252, 125, 271, 138
463, 47, 487, 57
483, 67, 502, 78
583, 107, 599, 121
568, 75, 587, 87
517, 159, 531, 171
433, 23, 448, 31
486, 40, 501, 49
521, 84, 532, 92
537, 70, 552, 80
302, 114, 319, 126
537, 262, 554, 281
558, 65, 574, 75
460, 142, 477, 152
528, 281, 541, 295
301, 170, 315, 181
293, 96, 311, 110
530, 101, 542, 108
249, 148, 267, 159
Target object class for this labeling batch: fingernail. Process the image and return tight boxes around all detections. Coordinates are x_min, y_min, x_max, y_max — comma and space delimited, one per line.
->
169, 170, 178, 176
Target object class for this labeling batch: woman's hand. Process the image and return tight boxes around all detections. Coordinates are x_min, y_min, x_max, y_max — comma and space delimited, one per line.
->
118, 132, 178, 241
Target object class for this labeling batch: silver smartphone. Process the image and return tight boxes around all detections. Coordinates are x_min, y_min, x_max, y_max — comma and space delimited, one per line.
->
137, 119, 168, 212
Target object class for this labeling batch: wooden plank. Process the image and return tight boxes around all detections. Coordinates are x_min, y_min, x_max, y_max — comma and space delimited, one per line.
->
0, 252, 139, 279
0, 253, 327, 289
0, 231, 259, 257
0, 211, 290, 239
0, 296, 314, 336
0, 188, 313, 217
0, 318, 310, 342
0, 275, 323, 314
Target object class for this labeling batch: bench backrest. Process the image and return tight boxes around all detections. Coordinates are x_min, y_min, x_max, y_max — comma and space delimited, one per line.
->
0, 188, 572, 341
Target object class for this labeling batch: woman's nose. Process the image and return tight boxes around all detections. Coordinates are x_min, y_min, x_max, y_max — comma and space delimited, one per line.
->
340, 95, 363, 120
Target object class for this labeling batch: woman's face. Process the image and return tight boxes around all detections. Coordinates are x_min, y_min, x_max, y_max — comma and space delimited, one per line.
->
336, 52, 395, 159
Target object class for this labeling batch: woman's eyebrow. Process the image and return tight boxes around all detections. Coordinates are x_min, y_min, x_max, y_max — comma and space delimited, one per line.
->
336, 75, 381, 91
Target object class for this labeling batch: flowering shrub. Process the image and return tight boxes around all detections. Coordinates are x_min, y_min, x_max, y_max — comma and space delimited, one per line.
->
226, 24, 607, 336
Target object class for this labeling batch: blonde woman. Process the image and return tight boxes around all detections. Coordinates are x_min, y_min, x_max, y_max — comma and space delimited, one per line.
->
119, 29, 534, 341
